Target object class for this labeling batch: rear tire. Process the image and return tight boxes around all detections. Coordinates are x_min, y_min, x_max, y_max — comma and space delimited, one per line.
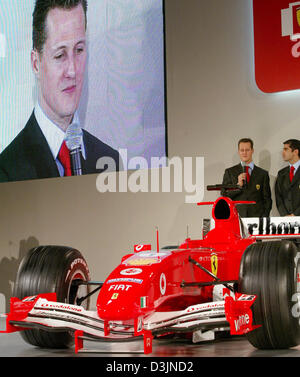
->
239, 240, 300, 349
13, 245, 90, 349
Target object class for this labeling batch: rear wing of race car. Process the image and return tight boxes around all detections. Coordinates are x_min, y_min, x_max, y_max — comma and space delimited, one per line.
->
241, 216, 300, 240
201, 184, 300, 241
202, 214, 300, 241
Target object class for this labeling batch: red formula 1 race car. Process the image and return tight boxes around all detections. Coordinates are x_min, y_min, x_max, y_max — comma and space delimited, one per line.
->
1, 187, 300, 354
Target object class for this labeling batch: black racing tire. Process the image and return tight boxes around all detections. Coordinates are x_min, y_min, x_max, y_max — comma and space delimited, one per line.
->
13, 245, 90, 349
239, 240, 300, 349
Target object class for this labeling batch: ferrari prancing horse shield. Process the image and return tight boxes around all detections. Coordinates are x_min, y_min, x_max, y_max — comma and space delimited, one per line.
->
211, 254, 218, 276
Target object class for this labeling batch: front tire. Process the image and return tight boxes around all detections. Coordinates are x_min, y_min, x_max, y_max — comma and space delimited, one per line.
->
13, 245, 90, 349
239, 240, 300, 349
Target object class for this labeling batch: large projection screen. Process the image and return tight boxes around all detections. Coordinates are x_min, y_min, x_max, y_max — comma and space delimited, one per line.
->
0, 0, 167, 181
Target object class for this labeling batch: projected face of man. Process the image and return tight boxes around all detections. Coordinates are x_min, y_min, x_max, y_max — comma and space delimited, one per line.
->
31, 4, 87, 131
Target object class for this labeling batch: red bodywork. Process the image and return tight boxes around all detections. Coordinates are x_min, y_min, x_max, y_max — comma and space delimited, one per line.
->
1, 196, 259, 354
96, 197, 255, 322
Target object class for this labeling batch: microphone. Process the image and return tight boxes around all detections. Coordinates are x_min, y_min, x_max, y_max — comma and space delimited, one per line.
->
241, 162, 247, 188
65, 122, 83, 176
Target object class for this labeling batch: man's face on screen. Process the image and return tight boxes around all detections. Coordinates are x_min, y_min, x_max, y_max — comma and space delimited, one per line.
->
31, 4, 87, 130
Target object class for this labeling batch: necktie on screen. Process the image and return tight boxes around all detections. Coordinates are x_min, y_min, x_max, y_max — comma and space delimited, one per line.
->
290, 166, 295, 182
245, 165, 250, 183
58, 140, 72, 176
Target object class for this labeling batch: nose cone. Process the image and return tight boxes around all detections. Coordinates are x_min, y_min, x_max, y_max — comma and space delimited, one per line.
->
97, 284, 143, 321
97, 295, 141, 321
96, 251, 172, 321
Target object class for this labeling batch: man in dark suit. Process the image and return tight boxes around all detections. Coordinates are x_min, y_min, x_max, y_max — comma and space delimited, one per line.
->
221, 138, 272, 217
275, 139, 300, 216
0, 0, 121, 183
0, 111, 120, 182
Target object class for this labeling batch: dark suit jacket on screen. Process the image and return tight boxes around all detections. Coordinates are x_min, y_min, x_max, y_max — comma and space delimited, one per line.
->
275, 166, 300, 216
221, 163, 272, 217
0, 112, 121, 182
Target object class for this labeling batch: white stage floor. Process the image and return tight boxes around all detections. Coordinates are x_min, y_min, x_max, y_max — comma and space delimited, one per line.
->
1, 332, 300, 358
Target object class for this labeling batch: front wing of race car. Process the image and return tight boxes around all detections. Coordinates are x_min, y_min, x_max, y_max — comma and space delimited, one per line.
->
0, 290, 257, 354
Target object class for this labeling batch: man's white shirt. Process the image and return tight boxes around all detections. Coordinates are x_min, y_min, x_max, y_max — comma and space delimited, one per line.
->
34, 103, 86, 176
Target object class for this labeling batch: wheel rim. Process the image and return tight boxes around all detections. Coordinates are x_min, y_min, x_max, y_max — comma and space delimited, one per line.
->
67, 271, 88, 309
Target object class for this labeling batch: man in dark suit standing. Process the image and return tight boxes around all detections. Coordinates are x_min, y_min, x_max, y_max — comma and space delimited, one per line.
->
275, 139, 300, 216
221, 138, 272, 217
0, 0, 121, 183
